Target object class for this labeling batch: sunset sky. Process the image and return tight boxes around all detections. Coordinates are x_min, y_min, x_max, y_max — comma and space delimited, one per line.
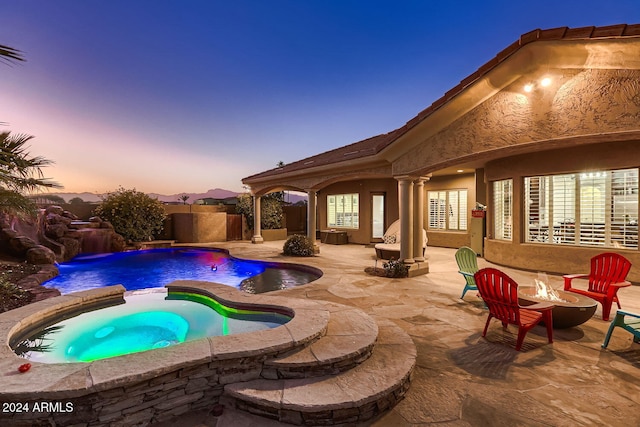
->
1, 1, 638, 195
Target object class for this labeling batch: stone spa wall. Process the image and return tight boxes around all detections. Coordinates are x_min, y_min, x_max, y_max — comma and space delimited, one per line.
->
0, 282, 329, 426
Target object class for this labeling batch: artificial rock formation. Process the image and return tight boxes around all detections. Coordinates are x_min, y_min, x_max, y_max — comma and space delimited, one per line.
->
41, 207, 126, 260
0, 206, 126, 264
0, 227, 56, 265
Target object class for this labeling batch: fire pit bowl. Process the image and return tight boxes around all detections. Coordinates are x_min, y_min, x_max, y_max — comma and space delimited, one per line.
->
518, 287, 597, 329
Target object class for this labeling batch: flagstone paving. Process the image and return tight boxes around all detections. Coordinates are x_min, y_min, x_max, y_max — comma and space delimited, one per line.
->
160, 241, 640, 427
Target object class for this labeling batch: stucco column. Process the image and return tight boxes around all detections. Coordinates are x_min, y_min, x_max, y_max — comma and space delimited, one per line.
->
413, 177, 427, 262
397, 177, 415, 264
251, 195, 263, 244
306, 189, 317, 244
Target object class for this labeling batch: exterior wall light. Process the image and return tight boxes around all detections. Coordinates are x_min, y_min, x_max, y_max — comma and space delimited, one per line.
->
523, 77, 552, 93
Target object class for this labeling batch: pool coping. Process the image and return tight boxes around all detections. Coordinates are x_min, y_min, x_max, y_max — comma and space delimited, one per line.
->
0, 280, 330, 399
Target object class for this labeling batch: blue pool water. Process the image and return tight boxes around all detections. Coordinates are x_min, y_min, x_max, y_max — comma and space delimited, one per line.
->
44, 247, 321, 294
16, 290, 290, 363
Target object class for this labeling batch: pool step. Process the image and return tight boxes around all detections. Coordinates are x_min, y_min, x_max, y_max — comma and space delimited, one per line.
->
221, 318, 416, 426
262, 303, 378, 379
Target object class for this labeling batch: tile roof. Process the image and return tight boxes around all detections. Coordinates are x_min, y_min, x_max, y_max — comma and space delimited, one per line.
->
242, 131, 400, 181
243, 24, 640, 183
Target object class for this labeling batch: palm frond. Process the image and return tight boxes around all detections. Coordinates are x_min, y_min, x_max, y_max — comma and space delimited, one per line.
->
0, 44, 25, 66
0, 188, 38, 218
0, 132, 60, 191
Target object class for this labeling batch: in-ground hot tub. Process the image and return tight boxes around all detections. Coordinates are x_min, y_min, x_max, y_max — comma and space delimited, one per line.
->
0, 281, 329, 426
13, 288, 291, 364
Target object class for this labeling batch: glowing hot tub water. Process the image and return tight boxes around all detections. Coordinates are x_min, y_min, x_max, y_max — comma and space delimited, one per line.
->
14, 289, 290, 363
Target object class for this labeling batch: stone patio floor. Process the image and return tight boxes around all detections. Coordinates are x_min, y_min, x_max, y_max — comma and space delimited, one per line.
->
161, 241, 640, 427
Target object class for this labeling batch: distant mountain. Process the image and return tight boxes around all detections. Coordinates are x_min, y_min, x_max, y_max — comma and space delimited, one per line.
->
40, 192, 104, 203
149, 188, 241, 203
40, 188, 307, 204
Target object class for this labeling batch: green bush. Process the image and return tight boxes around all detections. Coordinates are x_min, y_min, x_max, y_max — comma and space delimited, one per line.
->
94, 187, 166, 243
236, 192, 284, 230
383, 258, 409, 278
283, 234, 315, 257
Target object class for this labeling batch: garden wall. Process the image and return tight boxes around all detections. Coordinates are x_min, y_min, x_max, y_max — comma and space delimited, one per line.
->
171, 212, 227, 243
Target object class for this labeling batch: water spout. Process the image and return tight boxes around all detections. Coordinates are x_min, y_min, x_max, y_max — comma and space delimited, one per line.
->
77, 228, 112, 254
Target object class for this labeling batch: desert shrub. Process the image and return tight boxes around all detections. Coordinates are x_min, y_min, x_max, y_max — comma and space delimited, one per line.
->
383, 258, 409, 278
283, 234, 315, 257
236, 192, 284, 230
94, 187, 165, 243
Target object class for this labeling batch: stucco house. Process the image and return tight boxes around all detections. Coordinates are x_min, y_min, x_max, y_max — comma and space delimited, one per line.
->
242, 24, 640, 281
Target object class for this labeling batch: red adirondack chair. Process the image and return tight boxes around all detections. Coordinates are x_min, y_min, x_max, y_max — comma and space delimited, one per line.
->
474, 268, 554, 351
563, 252, 632, 321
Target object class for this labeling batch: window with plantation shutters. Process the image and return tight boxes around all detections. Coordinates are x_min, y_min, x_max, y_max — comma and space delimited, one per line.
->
552, 175, 576, 244
427, 189, 467, 231
327, 194, 359, 229
523, 168, 637, 249
525, 176, 548, 242
428, 191, 446, 229
579, 172, 606, 245
610, 169, 638, 249
493, 179, 512, 240
525, 174, 575, 243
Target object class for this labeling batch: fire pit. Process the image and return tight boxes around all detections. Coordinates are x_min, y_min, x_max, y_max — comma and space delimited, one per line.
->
518, 276, 597, 329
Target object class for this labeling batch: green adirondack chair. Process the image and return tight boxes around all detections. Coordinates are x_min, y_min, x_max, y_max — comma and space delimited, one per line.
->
455, 246, 479, 299
602, 310, 640, 349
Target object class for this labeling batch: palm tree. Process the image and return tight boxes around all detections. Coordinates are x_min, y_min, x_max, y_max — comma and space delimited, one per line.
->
0, 132, 60, 216
0, 44, 59, 217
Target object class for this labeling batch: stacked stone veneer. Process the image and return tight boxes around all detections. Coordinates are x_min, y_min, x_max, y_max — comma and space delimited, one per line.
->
0, 282, 330, 426
227, 376, 412, 426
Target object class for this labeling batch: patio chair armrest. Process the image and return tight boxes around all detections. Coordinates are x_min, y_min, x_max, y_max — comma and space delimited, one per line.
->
563, 273, 589, 290
521, 302, 555, 311
617, 310, 640, 319
459, 271, 475, 278
610, 281, 632, 289
563, 273, 588, 280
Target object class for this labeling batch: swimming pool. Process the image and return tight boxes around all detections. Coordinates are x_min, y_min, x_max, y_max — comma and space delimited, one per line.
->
44, 247, 322, 294
14, 289, 291, 363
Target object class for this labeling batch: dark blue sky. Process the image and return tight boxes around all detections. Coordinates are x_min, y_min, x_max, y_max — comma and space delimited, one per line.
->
1, 1, 638, 194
